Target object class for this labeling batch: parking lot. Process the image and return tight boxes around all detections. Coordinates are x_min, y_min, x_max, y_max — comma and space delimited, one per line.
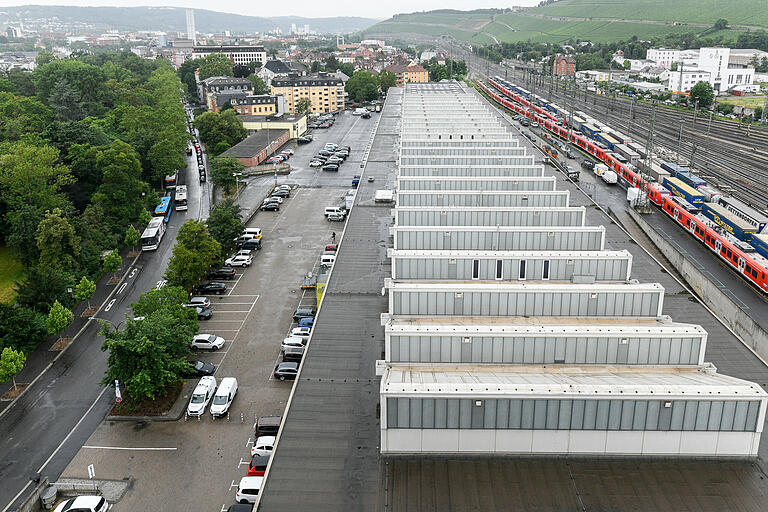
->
59, 110, 378, 510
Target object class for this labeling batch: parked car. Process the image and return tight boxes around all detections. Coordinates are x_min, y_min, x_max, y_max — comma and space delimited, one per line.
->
254, 415, 282, 436
211, 377, 238, 418
290, 326, 312, 340
272, 188, 290, 197
53, 496, 108, 512
199, 171, 206, 183
566, 149, 576, 159
327, 156, 343, 165
325, 244, 337, 252
352, 175, 361, 186
318, 122, 330, 128
318, 149, 332, 157
282, 346, 304, 363
184, 304, 213, 320
309, 160, 323, 167
298, 317, 314, 328
207, 266, 236, 280
195, 282, 227, 295
520, 118, 530, 126
247, 454, 270, 476
235, 476, 262, 504
186, 360, 215, 377
333, 152, 348, 160
261, 203, 279, 211
322, 163, 339, 172
327, 212, 345, 222
273, 362, 299, 381
240, 239, 262, 251
275, 185, 291, 192
293, 307, 316, 322
191, 334, 225, 350
281, 336, 306, 352
187, 376, 216, 416
361, 111, 371, 119
243, 227, 263, 239
188, 296, 211, 308
297, 136, 312, 144
264, 196, 283, 204
225, 254, 252, 267
581, 160, 595, 170
251, 435, 276, 457
227, 504, 254, 512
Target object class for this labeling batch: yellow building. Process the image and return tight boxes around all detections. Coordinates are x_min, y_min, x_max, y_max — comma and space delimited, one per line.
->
270, 74, 345, 114
231, 95, 279, 116
385, 64, 429, 87
238, 114, 308, 140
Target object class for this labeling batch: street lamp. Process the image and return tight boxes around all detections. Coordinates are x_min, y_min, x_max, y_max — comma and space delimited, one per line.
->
233, 172, 243, 198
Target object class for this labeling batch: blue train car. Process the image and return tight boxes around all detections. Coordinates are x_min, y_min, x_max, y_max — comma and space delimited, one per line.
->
675, 170, 707, 190
660, 162, 688, 177
582, 123, 601, 138
663, 177, 704, 207
595, 133, 618, 151
702, 203, 758, 241
751, 233, 768, 260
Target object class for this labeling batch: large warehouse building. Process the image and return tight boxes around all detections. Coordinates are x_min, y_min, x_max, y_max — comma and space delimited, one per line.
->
379, 82, 767, 457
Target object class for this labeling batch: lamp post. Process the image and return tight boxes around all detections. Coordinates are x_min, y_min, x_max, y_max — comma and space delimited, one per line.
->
233, 172, 243, 198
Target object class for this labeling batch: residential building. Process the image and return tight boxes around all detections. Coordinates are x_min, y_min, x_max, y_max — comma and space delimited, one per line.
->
199, 76, 253, 111
192, 45, 267, 66
217, 130, 290, 166
230, 94, 283, 115
553, 54, 576, 76
668, 69, 712, 94
270, 74, 345, 114
646, 48, 681, 69
258, 60, 294, 86
239, 113, 307, 139
385, 64, 429, 86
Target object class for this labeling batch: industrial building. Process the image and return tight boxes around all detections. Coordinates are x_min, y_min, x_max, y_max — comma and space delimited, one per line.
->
379, 81, 767, 457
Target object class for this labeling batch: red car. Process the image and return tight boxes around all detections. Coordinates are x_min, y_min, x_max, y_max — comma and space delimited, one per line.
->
325, 244, 337, 252
247, 454, 269, 476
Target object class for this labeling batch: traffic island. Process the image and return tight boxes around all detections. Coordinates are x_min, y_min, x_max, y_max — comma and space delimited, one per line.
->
107, 380, 194, 422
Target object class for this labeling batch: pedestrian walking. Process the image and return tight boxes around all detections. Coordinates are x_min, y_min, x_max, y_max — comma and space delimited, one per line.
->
331, 232, 336, 242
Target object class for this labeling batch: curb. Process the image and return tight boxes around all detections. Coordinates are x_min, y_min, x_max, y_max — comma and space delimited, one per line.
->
0, 252, 143, 422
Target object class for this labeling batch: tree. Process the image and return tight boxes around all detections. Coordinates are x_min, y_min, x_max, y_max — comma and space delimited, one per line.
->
0, 304, 47, 353
212, 141, 231, 156
714, 19, 728, 31
247, 74, 269, 95
378, 70, 397, 92
207, 200, 244, 253
100, 314, 193, 403
125, 224, 141, 251
49, 79, 85, 122
0, 347, 26, 391
0, 142, 74, 213
147, 139, 185, 186
194, 109, 247, 148
75, 276, 96, 309
35, 50, 56, 67
91, 140, 150, 230
5, 204, 43, 266
32, 59, 111, 116
690, 81, 714, 108
103, 249, 122, 278
345, 71, 380, 103
138, 209, 152, 227
197, 53, 234, 80
295, 97, 312, 115
165, 220, 221, 290
210, 157, 243, 193
47, 300, 73, 336
0, 92, 53, 141
220, 100, 234, 112
36, 208, 81, 271
15, 265, 76, 312
131, 285, 197, 328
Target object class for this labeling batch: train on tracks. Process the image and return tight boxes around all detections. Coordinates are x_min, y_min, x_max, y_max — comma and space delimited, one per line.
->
477, 76, 768, 295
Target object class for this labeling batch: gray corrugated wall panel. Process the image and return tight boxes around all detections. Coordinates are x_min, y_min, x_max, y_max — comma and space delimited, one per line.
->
395, 209, 585, 227
400, 157, 533, 166
391, 289, 662, 316
397, 178, 555, 190
396, 192, 570, 207
398, 167, 542, 178
393, 229, 605, 251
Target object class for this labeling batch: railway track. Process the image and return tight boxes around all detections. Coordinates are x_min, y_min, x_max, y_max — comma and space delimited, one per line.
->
451, 46, 768, 210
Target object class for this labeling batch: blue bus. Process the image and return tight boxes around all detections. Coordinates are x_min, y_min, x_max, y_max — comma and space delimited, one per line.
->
154, 195, 172, 223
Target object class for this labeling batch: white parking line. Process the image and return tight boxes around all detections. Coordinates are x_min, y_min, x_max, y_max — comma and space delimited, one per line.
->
237, 458, 249, 468
82, 446, 177, 451
220, 505, 228, 512
229, 480, 238, 490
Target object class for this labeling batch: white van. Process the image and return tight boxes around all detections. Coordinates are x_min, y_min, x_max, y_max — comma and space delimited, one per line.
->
321, 254, 336, 267
242, 227, 262, 239
210, 377, 238, 417
187, 376, 216, 417
235, 476, 263, 504
324, 206, 345, 218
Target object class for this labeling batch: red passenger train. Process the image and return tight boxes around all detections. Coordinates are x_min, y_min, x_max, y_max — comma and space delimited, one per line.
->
476, 78, 768, 294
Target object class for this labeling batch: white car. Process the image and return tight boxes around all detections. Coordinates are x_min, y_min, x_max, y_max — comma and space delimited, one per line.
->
233, 249, 253, 258
53, 496, 108, 512
188, 296, 211, 308
191, 334, 225, 350
236, 476, 263, 504
187, 376, 216, 417
281, 335, 306, 352
309, 160, 323, 167
225, 254, 252, 267
265, 196, 283, 204
275, 184, 291, 191
290, 326, 312, 340
251, 435, 276, 457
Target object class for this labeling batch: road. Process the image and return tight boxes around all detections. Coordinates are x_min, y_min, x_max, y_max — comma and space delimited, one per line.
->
52, 110, 378, 510
0, 110, 208, 512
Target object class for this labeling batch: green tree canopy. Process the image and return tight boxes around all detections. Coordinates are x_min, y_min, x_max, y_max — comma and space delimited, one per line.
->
210, 157, 243, 192
197, 53, 234, 80
91, 140, 150, 229
194, 109, 247, 149
0, 91, 53, 141
32, 59, 111, 115
0, 347, 26, 390
125, 224, 140, 249
345, 71, 380, 103
36, 208, 81, 270
0, 304, 47, 353
165, 220, 221, 290
207, 199, 244, 253
103, 249, 122, 274
690, 81, 714, 108
15, 265, 76, 312
75, 276, 96, 307
0, 141, 74, 213
131, 285, 197, 329
378, 70, 397, 92
295, 97, 312, 115
5, 204, 43, 266
247, 74, 269, 95
147, 138, 185, 186
49, 78, 86, 122
47, 300, 74, 336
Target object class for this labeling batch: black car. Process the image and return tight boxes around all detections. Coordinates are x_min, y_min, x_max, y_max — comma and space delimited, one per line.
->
581, 160, 595, 170
283, 347, 304, 363
361, 112, 371, 119
313, 155, 329, 162
318, 150, 332, 157
261, 202, 279, 211
272, 188, 290, 197
186, 360, 215, 376
240, 239, 262, 251
184, 305, 212, 320
199, 171, 206, 183
195, 282, 227, 295
293, 307, 316, 322
227, 505, 253, 512
297, 136, 312, 144
235, 236, 261, 247
322, 163, 339, 172
207, 266, 236, 280
274, 362, 299, 381
520, 118, 530, 126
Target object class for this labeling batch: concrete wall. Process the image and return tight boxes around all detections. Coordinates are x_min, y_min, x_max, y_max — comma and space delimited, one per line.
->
628, 208, 768, 363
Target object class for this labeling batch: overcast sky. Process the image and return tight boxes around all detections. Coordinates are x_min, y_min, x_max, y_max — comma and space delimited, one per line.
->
0, 1, 541, 20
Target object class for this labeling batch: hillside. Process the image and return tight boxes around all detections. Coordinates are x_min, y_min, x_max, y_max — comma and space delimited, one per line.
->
363, 0, 768, 44
0, 6, 377, 35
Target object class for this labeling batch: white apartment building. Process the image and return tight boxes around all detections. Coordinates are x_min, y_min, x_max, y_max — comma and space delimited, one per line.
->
192, 45, 267, 66
668, 69, 712, 94
698, 47, 755, 92
646, 48, 681, 69
650, 46, 756, 93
